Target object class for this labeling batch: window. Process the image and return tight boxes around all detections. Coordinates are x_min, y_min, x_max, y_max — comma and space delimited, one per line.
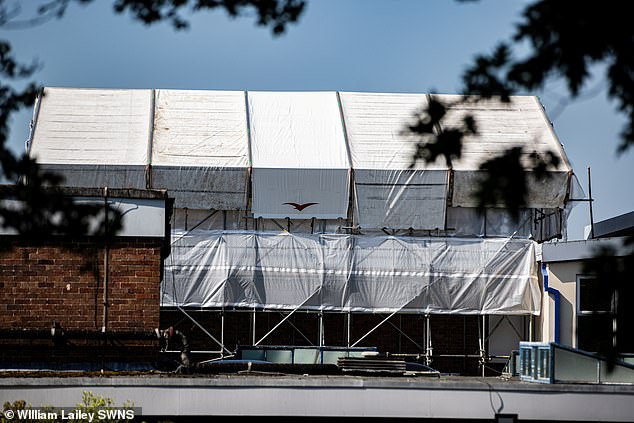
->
576, 275, 615, 352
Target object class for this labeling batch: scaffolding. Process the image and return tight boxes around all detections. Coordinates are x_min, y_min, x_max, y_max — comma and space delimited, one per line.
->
26, 88, 580, 374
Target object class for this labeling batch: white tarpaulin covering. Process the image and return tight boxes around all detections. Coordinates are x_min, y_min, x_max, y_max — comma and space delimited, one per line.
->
339, 92, 449, 229
353, 169, 448, 229
162, 231, 540, 315
28, 88, 574, 226
29, 87, 152, 188
151, 90, 249, 209
248, 92, 350, 219
437, 94, 572, 208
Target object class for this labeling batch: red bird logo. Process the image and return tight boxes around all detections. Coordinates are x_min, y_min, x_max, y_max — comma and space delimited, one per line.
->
283, 202, 319, 211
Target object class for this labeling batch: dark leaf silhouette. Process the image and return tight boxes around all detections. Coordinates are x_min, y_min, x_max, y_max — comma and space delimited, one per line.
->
0, 0, 305, 241
582, 236, 634, 366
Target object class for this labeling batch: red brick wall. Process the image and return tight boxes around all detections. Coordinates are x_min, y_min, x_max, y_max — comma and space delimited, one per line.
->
0, 237, 162, 332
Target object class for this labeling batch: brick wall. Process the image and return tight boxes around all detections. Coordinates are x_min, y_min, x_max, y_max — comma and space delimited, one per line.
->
0, 237, 162, 332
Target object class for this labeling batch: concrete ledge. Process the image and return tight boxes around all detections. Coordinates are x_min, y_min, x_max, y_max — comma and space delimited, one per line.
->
2, 375, 633, 420
1, 374, 633, 393
0, 185, 168, 200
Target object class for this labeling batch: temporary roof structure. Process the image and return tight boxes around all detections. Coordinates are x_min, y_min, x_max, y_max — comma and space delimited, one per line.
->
29, 88, 250, 210
28, 87, 574, 229
27, 87, 572, 316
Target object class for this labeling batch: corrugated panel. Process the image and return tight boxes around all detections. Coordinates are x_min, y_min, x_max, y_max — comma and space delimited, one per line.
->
249, 92, 350, 219
150, 90, 249, 209
340, 92, 448, 229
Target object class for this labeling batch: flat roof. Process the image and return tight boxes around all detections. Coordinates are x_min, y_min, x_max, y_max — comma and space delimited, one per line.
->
586, 210, 634, 239
539, 237, 631, 263
0, 185, 168, 200
2, 375, 633, 420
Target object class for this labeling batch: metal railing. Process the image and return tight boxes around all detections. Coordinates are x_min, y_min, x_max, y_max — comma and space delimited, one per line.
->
519, 342, 634, 384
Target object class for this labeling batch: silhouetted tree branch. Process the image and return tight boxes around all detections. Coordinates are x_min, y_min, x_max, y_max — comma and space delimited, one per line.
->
0, 0, 305, 239
112, 0, 305, 34
408, 2, 633, 360
408, 96, 477, 168
411, 0, 633, 217
582, 237, 634, 364
0, 0, 631, 361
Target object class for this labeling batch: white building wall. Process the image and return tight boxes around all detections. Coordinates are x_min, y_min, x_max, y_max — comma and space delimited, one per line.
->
540, 261, 580, 348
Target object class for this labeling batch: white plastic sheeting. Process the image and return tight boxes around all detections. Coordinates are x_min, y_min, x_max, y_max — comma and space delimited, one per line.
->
151, 90, 249, 209
252, 168, 349, 219
162, 231, 540, 315
28, 88, 575, 227
339, 92, 449, 229
446, 207, 564, 241
30, 88, 152, 188
437, 95, 572, 208
353, 169, 448, 229
248, 92, 350, 219
452, 171, 570, 209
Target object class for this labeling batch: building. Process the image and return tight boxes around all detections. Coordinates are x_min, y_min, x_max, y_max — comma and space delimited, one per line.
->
538, 211, 634, 353
3, 87, 634, 421
0, 87, 585, 375
0, 186, 170, 369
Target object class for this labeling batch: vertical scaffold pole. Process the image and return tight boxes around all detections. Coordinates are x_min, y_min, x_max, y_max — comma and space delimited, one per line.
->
220, 310, 225, 358
346, 312, 351, 348
425, 314, 432, 366
529, 315, 533, 342
318, 312, 324, 347
479, 315, 487, 377
252, 308, 256, 345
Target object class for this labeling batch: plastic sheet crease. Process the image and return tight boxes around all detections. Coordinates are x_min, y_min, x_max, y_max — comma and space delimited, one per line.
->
162, 231, 540, 315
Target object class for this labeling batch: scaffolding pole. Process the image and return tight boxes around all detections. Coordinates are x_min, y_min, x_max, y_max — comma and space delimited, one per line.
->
220, 310, 225, 358
254, 289, 320, 346
175, 305, 231, 355
346, 312, 351, 348
529, 315, 533, 342
318, 312, 324, 347
425, 314, 433, 366
252, 308, 256, 345
478, 315, 488, 377
351, 309, 401, 347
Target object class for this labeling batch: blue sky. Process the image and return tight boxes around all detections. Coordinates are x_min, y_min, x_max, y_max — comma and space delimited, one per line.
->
5, 0, 632, 239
